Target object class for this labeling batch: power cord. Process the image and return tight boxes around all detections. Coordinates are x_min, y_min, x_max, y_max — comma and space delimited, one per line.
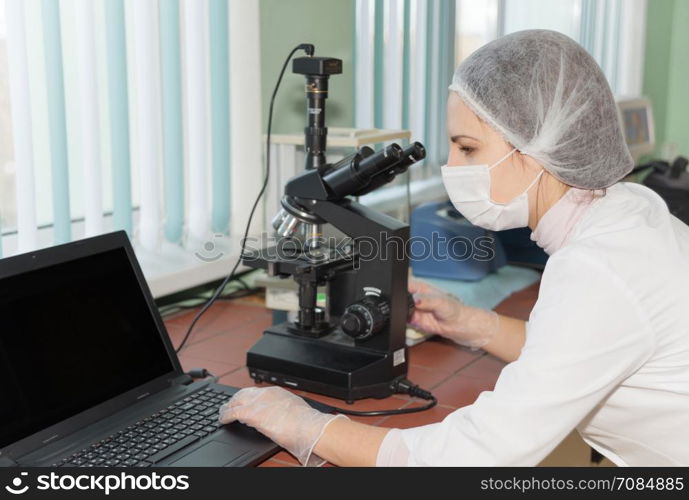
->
185, 368, 218, 383
158, 286, 261, 318
184, 371, 436, 416
301, 378, 437, 417
175, 43, 315, 353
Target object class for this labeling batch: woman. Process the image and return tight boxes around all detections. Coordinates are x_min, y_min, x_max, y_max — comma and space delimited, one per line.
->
218, 30, 689, 466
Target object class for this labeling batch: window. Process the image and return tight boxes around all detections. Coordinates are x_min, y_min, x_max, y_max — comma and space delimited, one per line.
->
352, 0, 647, 216
503, 0, 582, 40
0, 4, 15, 233
455, 0, 647, 96
354, 0, 647, 171
0, 0, 262, 262
0, 0, 263, 299
455, 0, 498, 65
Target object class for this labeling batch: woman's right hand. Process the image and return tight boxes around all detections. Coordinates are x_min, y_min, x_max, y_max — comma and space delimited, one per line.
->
408, 280, 465, 338
408, 279, 499, 349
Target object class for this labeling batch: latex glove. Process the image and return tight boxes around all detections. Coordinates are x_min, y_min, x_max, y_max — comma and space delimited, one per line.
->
408, 279, 499, 349
218, 386, 347, 466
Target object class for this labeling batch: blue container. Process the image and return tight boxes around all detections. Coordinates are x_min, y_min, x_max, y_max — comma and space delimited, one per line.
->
410, 201, 507, 281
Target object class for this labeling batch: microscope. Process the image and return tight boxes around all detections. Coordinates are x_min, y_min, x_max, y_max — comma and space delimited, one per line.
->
243, 54, 426, 403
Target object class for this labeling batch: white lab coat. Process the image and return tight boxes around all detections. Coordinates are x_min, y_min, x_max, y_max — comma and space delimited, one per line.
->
379, 183, 689, 466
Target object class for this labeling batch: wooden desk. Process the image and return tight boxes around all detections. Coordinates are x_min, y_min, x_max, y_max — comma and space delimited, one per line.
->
164, 282, 540, 466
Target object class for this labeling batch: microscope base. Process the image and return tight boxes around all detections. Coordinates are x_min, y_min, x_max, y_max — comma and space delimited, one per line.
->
246, 323, 408, 403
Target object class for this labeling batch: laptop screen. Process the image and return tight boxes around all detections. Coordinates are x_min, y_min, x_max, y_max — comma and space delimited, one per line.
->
0, 246, 175, 449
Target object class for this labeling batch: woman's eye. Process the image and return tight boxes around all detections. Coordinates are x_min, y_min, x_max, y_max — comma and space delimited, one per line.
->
458, 145, 475, 155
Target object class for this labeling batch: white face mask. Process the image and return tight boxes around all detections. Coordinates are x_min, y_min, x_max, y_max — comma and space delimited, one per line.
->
441, 148, 543, 231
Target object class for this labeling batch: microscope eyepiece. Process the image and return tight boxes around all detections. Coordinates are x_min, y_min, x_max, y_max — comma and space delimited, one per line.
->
355, 143, 404, 178
322, 142, 427, 198
321, 144, 405, 198
402, 142, 426, 164
385, 141, 426, 176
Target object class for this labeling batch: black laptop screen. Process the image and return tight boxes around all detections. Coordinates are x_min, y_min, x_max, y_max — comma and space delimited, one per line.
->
0, 247, 175, 449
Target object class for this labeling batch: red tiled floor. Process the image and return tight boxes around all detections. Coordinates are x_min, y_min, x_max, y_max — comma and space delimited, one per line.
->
163, 302, 272, 349
217, 366, 257, 389
378, 404, 456, 429
408, 337, 482, 374
431, 372, 499, 408
266, 451, 300, 465
180, 324, 264, 365
164, 300, 271, 328
493, 282, 540, 321
406, 363, 455, 391
162, 323, 190, 348
457, 354, 506, 381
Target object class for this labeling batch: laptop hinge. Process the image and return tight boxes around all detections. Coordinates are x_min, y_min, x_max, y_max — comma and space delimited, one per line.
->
177, 374, 194, 386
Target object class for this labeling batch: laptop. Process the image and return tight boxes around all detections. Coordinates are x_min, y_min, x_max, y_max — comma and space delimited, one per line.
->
0, 231, 280, 467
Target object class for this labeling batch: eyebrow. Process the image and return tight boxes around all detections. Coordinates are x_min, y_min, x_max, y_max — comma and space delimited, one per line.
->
450, 134, 479, 143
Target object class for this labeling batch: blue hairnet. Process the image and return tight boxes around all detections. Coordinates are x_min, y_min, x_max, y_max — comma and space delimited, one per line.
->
449, 29, 633, 189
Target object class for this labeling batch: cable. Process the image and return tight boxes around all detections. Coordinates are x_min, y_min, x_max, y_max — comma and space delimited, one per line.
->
327, 397, 436, 417
162, 288, 260, 318
158, 287, 261, 317
185, 368, 219, 383
158, 270, 255, 316
235, 277, 250, 291
175, 43, 314, 354
302, 378, 437, 417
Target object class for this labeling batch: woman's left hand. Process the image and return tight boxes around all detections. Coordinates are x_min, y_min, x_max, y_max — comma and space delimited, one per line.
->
218, 386, 346, 466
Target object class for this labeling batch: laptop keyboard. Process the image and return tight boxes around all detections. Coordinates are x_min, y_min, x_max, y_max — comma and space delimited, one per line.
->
51, 387, 230, 467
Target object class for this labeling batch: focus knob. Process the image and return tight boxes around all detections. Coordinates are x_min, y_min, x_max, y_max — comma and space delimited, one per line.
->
340, 295, 390, 340
341, 313, 363, 336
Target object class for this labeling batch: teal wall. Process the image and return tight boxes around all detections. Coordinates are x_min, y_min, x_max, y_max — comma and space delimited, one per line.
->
259, 0, 356, 135
663, 0, 689, 159
643, 0, 689, 159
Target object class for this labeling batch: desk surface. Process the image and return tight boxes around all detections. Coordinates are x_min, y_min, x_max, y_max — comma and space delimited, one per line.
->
164, 282, 540, 467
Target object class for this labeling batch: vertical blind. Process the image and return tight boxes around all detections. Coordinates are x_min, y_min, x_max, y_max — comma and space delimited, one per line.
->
42, 0, 71, 244
502, 0, 647, 96
354, 0, 456, 168
159, 0, 183, 244
131, 0, 163, 251
2, 0, 259, 256
578, 0, 647, 97
5, 0, 37, 253
355, 0, 647, 173
75, 0, 104, 238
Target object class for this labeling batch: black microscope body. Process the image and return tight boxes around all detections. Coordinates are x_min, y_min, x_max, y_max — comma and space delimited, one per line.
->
242, 53, 425, 402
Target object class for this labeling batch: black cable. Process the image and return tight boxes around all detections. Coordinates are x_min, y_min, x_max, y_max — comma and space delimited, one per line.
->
185, 368, 219, 383
158, 287, 261, 318
175, 44, 314, 354
159, 287, 261, 317
217, 288, 260, 300
302, 378, 437, 417
235, 277, 250, 291
159, 288, 261, 317
158, 269, 256, 315
161, 292, 260, 319
324, 397, 437, 417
